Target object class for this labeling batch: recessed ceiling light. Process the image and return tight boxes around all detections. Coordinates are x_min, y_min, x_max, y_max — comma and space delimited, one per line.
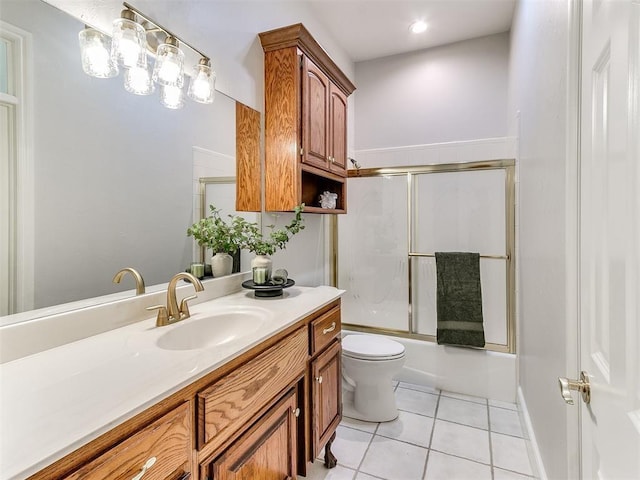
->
409, 20, 428, 34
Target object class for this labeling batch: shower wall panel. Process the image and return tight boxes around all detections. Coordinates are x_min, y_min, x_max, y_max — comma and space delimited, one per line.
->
338, 176, 408, 331
412, 170, 508, 344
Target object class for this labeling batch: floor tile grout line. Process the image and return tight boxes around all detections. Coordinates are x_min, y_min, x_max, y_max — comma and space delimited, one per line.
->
487, 399, 495, 480
421, 390, 442, 479
493, 466, 537, 478
351, 419, 380, 479
428, 447, 493, 468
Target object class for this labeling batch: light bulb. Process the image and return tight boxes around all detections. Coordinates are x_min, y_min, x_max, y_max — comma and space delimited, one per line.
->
160, 85, 184, 109
78, 28, 118, 78
124, 65, 154, 95
111, 12, 147, 69
187, 59, 216, 104
152, 37, 184, 88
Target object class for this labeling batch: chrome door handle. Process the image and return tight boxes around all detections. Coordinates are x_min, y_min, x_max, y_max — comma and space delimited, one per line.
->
558, 371, 591, 405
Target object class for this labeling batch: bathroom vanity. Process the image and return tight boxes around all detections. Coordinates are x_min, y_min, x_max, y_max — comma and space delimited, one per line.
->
0, 284, 343, 480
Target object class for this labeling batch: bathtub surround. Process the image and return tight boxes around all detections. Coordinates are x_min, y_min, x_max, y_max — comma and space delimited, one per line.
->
435, 252, 485, 348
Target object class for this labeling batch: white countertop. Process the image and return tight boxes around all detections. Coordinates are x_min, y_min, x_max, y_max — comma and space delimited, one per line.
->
0, 285, 343, 480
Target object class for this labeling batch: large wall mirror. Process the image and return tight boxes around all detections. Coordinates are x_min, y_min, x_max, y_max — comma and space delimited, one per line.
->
0, 0, 259, 321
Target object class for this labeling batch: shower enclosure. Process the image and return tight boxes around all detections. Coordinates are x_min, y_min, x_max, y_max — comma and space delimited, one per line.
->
337, 159, 515, 353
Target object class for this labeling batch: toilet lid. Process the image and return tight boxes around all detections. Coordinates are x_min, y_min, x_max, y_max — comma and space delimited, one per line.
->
342, 335, 405, 360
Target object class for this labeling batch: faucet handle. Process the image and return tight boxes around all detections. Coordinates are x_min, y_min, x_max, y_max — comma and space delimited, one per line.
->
146, 305, 170, 327
179, 295, 198, 318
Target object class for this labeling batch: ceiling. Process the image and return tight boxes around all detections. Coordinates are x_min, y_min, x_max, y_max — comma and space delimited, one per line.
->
304, 0, 516, 62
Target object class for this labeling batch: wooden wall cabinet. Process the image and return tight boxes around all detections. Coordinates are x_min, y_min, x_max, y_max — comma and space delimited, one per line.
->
33, 301, 343, 480
257, 23, 355, 214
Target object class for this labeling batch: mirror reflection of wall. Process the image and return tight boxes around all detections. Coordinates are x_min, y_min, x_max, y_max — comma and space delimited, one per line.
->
0, 0, 239, 315
201, 179, 258, 272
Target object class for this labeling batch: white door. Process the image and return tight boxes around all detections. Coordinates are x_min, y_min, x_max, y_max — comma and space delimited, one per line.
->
576, 0, 640, 477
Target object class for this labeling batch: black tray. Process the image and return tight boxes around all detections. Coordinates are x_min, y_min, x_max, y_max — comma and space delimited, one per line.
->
242, 278, 295, 297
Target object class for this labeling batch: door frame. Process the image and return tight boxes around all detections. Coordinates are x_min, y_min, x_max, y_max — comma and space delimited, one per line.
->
0, 20, 34, 315
564, 0, 583, 478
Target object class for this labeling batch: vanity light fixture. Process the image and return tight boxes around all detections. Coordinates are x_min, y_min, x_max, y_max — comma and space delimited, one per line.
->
78, 2, 216, 109
152, 36, 185, 88
187, 58, 216, 104
111, 8, 147, 69
124, 63, 154, 95
78, 27, 119, 78
409, 20, 428, 34
160, 84, 185, 109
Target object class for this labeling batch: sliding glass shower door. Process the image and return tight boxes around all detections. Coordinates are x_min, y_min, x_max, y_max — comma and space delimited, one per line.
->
337, 160, 515, 352
338, 175, 409, 332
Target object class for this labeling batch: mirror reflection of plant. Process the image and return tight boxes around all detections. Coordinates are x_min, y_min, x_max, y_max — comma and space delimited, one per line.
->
187, 206, 246, 255
187, 204, 305, 257
242, 204, 305, 256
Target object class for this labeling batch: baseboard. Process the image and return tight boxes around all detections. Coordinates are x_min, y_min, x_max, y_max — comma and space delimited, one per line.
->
517, 386, 548, 480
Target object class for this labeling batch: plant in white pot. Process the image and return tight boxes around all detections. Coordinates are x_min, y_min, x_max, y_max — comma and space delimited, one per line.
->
187, 206, 245, 278
240, 204, 305, 283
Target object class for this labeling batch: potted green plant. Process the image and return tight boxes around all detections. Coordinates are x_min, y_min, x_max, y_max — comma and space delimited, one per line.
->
240, 204, 305, 283
187, 206, 246, 277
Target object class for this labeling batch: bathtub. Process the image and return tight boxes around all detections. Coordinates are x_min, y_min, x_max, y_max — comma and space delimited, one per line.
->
342, 330, 517, 403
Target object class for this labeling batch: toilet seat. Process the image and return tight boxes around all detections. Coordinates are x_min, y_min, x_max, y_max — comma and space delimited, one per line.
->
342, 335, 405, 361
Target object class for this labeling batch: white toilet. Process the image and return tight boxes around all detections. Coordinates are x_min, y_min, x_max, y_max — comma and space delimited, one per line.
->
342, 334, 406, 422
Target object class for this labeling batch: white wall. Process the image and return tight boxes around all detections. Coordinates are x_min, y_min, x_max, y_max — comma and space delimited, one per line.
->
509, 1, 577, 478
354, 32, 509, 150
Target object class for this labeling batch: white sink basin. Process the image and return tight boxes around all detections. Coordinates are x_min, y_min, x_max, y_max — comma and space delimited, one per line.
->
156, 307, 271, 351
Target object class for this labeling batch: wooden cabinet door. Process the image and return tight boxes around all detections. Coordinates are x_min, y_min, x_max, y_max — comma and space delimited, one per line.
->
205, 389, 298, 480
311, 340, 342, 459
329, 84, 347, 177
301, 56, 330, 172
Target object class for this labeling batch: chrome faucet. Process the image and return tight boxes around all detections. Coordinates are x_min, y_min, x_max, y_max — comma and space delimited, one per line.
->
112, 267, 145, 295
147, 272, 204, 327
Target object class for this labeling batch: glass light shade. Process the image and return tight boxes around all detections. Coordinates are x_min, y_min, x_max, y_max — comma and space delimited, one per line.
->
111, 17, 147, 69
152, 39, 184, 87
160, 84, 184, 109
124, 65, 154, 95
78, 28, 118, 78
187, 60, 216, 104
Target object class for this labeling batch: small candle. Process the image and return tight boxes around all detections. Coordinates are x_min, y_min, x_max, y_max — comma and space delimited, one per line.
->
253, 267, 268, 285
190, 263, 205, 279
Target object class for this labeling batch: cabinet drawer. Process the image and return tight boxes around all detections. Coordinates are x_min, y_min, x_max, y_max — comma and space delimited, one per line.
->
197, 327, 307, 452
65, 403, 190, 480
310, 306, 341, 356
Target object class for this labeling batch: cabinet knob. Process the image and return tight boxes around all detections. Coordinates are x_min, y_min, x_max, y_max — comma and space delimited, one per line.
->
294, 407, 300, 418
131, 457, 156, 480
322, 322, 336, 334
316, 376, 323, 384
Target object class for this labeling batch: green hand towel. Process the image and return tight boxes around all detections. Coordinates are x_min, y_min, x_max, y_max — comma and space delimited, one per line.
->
435, 252, 485, 348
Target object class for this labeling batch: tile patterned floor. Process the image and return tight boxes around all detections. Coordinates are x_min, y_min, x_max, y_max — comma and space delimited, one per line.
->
305, 382, 537, 480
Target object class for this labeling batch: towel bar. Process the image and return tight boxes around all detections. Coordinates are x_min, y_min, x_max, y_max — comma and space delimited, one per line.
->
409, 252, 509, 260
